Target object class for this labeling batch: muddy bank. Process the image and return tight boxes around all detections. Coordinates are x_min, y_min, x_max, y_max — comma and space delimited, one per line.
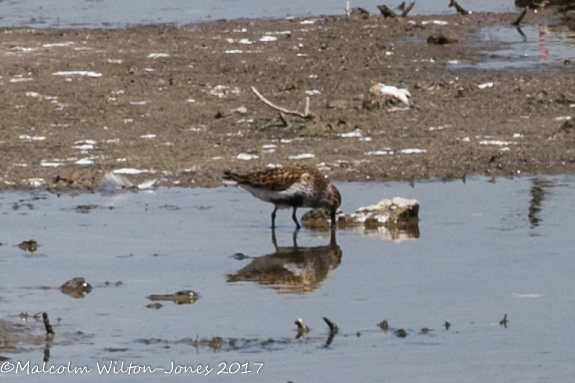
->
1, 10, 575, 190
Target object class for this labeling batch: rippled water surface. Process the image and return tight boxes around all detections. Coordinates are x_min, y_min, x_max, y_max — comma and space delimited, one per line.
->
1, 175, 575, 381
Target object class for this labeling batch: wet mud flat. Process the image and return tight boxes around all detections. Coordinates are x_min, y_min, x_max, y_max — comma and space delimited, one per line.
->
0, 10, 575, 190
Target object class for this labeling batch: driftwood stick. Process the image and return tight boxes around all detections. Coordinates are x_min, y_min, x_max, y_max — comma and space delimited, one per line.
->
251, 86, 314, 120
401, 1, 415, 17
511, 7, 527, 26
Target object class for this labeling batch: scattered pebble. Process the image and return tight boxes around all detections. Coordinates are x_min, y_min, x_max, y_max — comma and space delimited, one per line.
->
19, 135, 46, 141
339, 130, 362, 138
237, 153, 259, 160
399, 148, 427, 154
478, 82, 494, 89
28, 178, 45, 187
370, 83, 411, 105
366, 151, 390, 156
259, 36, 277, 42
479, 140, 517, 146
75, 158, 94, 165
147, 53, 169, 59
10, 77, 33, 83
43, 42, 74, 47
288, 153, 315, 160
52, 71, 102, 77
113, 168, 150, 175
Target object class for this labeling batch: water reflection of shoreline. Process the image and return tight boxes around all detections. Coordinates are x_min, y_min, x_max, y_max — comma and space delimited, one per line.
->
514, 0, 575, 7
227, 230, 341, 294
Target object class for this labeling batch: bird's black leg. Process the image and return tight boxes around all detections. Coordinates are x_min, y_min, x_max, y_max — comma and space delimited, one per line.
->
271, 206, 278, 229
292, 207, 301, 230
271, 228, 278, 248
330, 208, 337, 228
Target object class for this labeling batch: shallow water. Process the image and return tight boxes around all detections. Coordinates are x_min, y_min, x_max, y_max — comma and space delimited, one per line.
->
1, 175, 575, 381
460, 24, 575, 70
0, 0, 521, 29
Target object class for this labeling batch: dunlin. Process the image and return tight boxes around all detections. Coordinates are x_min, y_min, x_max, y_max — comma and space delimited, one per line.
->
223, 165, 341, 229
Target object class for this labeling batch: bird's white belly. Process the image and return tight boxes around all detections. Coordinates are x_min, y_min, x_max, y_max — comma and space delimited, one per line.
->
240, 183, 311, 207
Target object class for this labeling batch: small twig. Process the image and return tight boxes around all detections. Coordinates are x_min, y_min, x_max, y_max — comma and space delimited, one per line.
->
377, 4, 397, 18
378, 319, 389, 331
499, 313, 508, 328
401, 1, 415, 17
278, 112, 290, 127
449, 0, 471, 15
511, 7, 527, 27
43, 312, 55, 339
323, 317, 338, 333
356, 7, 371, 15
251, 86, 314, 120
304, 96, 310, 116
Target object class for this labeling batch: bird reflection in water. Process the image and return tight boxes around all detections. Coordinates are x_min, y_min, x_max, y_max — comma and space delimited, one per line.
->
227, 229, 341, 293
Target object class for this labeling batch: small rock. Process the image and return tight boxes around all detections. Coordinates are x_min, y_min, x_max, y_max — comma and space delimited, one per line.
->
339, 197, 419, 229
560, 119, 575, 132
427, 33, 460, 45
61, 277, 92, 298
326, 100, 347, 109
298, 123, 327, 137
18, 240, 38, 252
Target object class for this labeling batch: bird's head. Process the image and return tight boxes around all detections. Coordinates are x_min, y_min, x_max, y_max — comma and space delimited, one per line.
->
322, 183, 341, 227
